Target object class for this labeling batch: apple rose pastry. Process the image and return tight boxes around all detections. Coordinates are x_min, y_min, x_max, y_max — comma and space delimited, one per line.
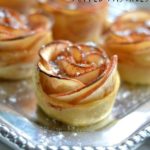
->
0, 7, 53, 80
33, 40, 120, 126
104, 11, 150, 84
38, 0, 108, 43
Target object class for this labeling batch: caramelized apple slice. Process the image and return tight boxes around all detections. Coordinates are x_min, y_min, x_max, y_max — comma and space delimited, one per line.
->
40, 40, 72, 61
50, 56, 117, 104
75, 66, 105, 85
86, 52, 105, 65
38, 61, 85, 94
39, 71, 85, 94
68, 45, 83, 63
57, 59, 95, 77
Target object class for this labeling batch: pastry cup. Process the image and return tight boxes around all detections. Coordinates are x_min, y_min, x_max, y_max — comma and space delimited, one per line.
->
104, 11, 150, 84
33, 40, 120, 126
0, 7, 53, 80
38, 0, 108, 43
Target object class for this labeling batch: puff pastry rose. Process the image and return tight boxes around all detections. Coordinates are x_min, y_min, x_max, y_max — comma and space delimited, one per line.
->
0, 7, 53, 80
104, 11, 150, 84
33, 40, 120, 126
38, 0, 108, 43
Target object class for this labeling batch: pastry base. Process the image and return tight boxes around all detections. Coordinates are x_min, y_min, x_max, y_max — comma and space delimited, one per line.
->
0, 64, 34, 80
119, 64, 150, 85
34, 72, 120, 126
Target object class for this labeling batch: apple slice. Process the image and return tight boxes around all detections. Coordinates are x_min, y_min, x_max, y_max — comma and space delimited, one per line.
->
50, 56, 117, 104
39, 68, 85, 95
57, 59, 95, 77
74, 66, 105, 85
69, 45, 83, 63
40, 40, 71, 61
86, 52, 105, 66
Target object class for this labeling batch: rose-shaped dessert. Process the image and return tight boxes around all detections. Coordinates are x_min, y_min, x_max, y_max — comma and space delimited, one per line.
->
0, 7, 53, 80
37, 0, 108, 43
33, 40, 120, 126
0, 0, 36, 13
104, 11, 150, 84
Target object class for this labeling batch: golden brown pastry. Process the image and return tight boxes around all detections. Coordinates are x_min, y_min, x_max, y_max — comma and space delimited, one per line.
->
33, 40, 120, 126
0, 7, 53, 80
104, 11, 150, 84
37, 0, 108, 43
0, 0, 36, 13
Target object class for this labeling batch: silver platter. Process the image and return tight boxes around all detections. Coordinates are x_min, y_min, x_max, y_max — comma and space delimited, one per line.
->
0, 1, 150, 150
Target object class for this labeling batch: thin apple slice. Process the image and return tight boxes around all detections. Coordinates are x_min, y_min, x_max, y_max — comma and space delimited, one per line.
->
69, 45, 83, 63
78, 44, 107, 60
39, 40, 72, 71
50, 56, 117, 104
39, 69, 85, 95
86, 52, 105, 65
40, 40, 71, 61
57, 59, 95, 77
74, 66, 105, 85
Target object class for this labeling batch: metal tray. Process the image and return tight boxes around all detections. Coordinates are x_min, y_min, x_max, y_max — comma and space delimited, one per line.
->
0, 1, 150, 150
